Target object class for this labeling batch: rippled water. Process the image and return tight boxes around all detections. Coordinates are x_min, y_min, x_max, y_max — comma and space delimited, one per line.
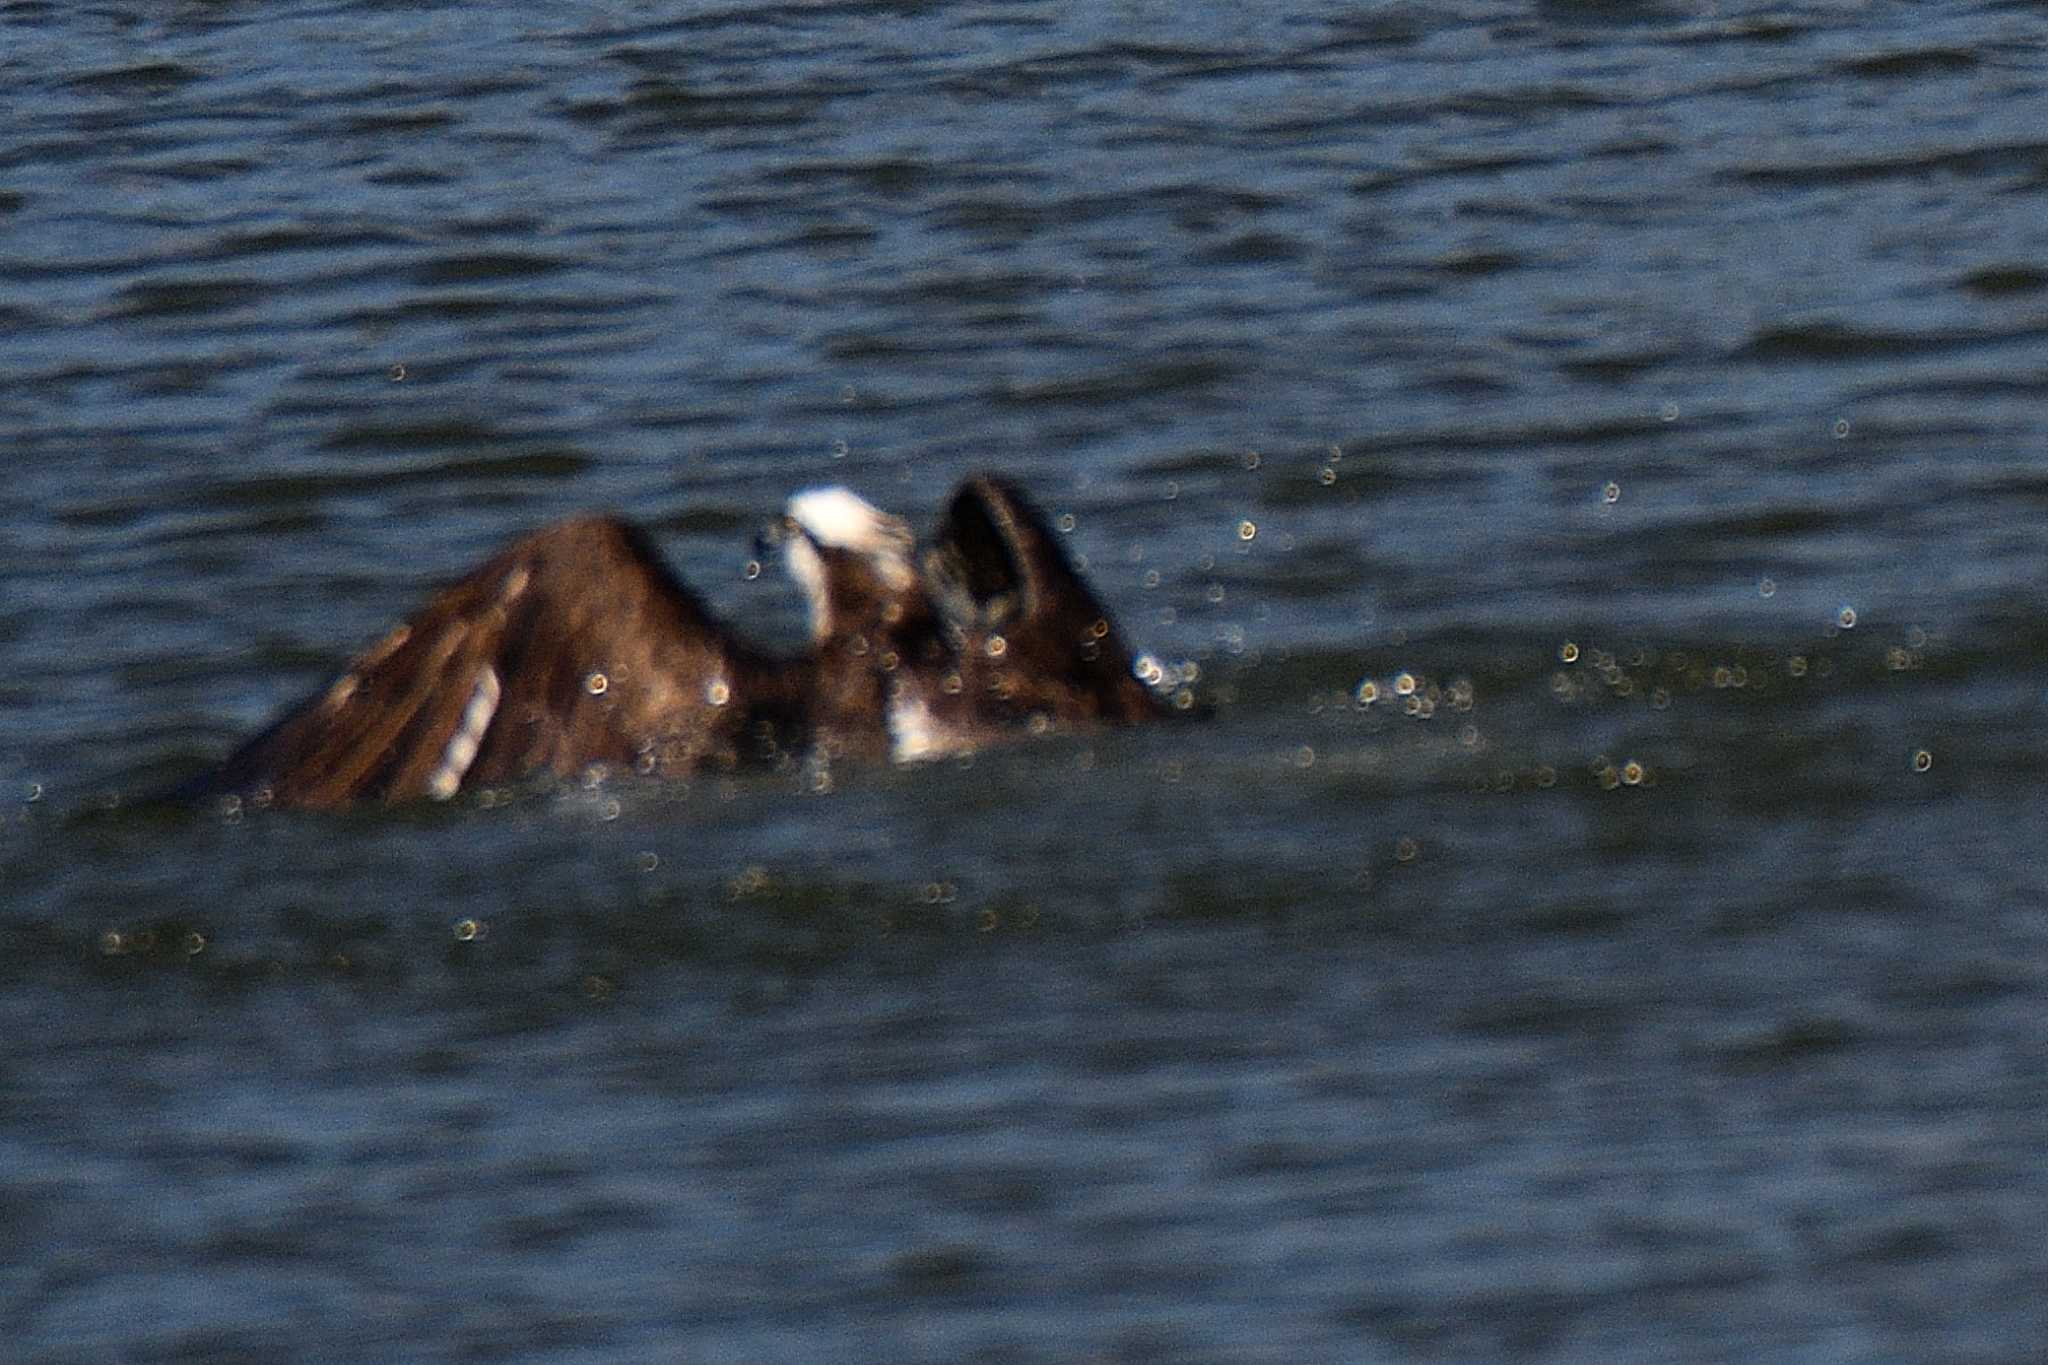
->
6, 1, 2048, 1359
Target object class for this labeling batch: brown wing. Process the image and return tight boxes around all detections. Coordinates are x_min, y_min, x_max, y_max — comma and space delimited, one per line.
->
204, 516, 796, 809
924, 475, 1163, 725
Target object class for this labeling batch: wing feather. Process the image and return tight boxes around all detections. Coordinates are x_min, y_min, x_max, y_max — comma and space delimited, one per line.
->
926, 476, 1163, 726
203, 515, 787, 808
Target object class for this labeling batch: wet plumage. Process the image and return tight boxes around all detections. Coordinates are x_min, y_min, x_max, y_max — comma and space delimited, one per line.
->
195, 476, 1166, 809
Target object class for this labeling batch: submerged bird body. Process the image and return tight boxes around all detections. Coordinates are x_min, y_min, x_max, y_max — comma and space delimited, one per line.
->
197, 476, 1166, 809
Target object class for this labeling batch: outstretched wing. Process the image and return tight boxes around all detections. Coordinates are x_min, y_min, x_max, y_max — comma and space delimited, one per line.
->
923, 475, 1162, 725
203, 516, 789, 809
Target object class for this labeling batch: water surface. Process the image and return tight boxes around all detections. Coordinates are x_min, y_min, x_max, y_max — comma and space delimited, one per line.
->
5, 0, 2048, 1359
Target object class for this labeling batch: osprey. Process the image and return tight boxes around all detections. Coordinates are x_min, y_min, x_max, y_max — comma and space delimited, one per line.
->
195, 475, 1166, 809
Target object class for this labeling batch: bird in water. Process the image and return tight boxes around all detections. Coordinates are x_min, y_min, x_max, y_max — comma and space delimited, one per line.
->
194, 475, 1168, 809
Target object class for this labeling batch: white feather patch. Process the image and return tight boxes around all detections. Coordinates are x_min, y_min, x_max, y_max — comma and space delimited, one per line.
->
785, 486, 915, 590
787, 487, 894, 550
784, 534, 831, 640
886, 692, 944, 763
427, 666, 501, 800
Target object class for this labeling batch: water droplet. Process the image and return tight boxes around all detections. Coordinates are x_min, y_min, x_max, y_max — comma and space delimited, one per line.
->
1242, 450, 1261, 470
1237, 519, 1257, 542
1142, 569, 1161, 589
387, 362, 407, 382
1393, 672, 1417, 697
1832, 417, 1850, 439
706, 679, 731, 707
831, 438, 849, 459
1602, 481, 1621, 505
1622, 760, 1646, 786
1056, 513, 1076, 534
585, 671, 608, 696
742, 559, 762, 581
1912, 749, 1933, 773
1659, 401, 1679, 423
1758, 576, 1775, 598
1559, 641, 1579, 664
1355, 678, 1379, 706
453, 918, 485, 942
1837, 605, 1857, 630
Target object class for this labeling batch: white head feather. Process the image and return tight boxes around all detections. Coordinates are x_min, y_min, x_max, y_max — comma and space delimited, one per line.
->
782, 486, 917, 639
787, 487, 907, 552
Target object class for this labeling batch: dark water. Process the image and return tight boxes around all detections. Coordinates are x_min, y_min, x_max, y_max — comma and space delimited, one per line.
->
6, 0, 2048, 1358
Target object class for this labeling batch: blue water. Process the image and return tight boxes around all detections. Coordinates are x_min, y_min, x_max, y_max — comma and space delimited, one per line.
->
5, 1, 2048, 1359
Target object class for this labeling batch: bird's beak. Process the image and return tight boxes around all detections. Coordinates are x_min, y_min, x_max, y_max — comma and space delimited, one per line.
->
753, 514, 796, 562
